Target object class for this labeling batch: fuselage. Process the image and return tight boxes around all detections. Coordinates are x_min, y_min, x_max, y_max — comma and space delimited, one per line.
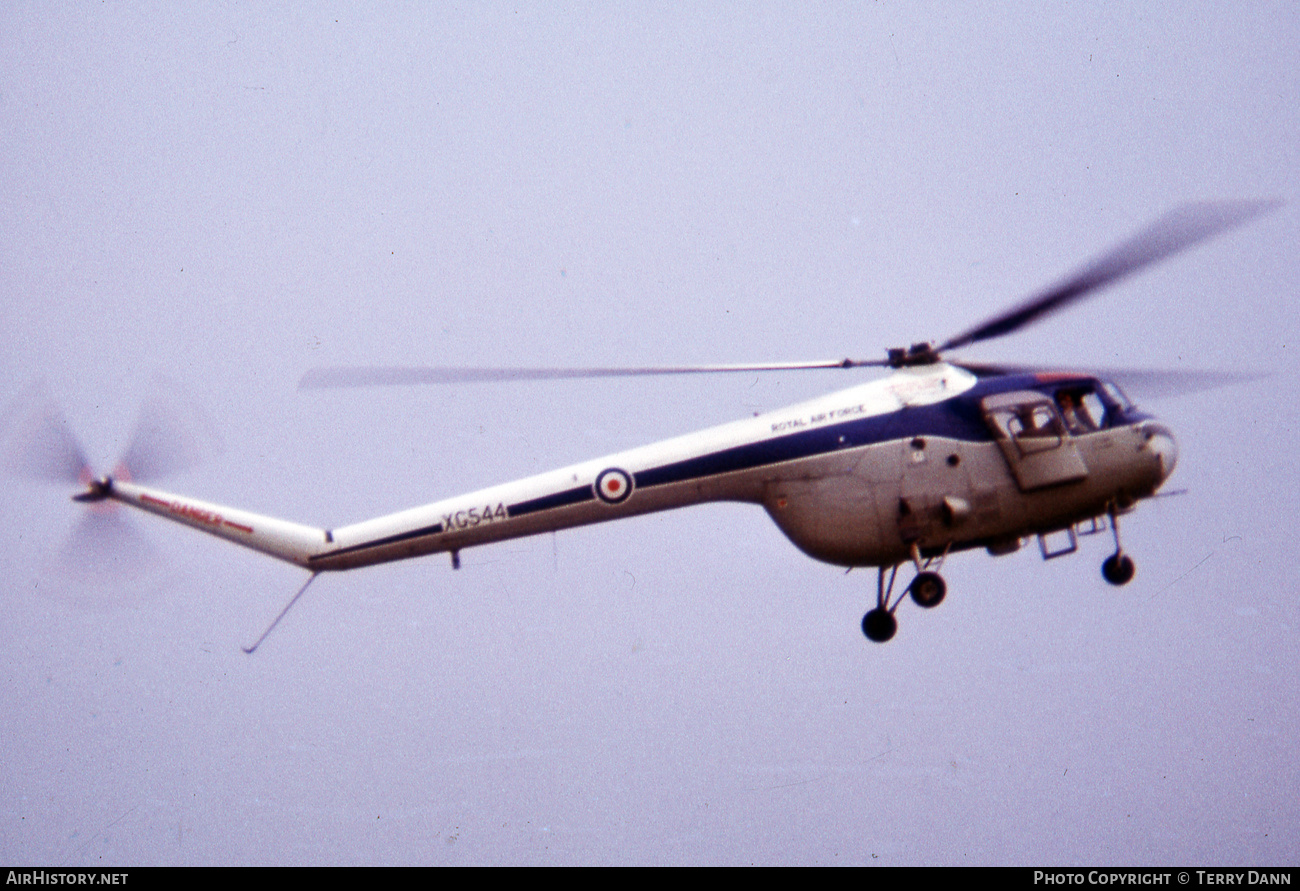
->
100, 363, 1177, 574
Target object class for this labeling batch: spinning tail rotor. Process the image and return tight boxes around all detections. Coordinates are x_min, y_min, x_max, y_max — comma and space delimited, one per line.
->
4, 383, 219, 579
3, 397, 94, 486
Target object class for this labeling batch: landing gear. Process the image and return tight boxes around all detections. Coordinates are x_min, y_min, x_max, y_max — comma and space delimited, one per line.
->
861, 545, 949, 643
1101, 505, 1136, 586
862, 608, 897, 642
910, 571, 947, 608
1102, 553, 1135, 586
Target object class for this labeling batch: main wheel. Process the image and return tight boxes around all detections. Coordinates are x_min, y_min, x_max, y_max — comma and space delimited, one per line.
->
909, 571, 947, 608
862, 608, 897, 643
1102, 553, 1136, 586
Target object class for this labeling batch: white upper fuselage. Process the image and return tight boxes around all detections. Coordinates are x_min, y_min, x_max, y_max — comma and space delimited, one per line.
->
314, 363, 980, 569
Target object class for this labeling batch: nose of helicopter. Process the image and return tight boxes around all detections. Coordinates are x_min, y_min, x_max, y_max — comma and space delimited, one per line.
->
1143, 422, 1179, 485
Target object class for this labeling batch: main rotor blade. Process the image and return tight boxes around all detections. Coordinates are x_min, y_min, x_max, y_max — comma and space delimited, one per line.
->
1099, 368, 1268, 400
299, 359, 885, 389
939, 199, 1281, 352
955, 361, 1267, 400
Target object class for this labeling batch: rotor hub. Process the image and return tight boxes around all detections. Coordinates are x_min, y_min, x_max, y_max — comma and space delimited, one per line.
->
887, 343, 941, 368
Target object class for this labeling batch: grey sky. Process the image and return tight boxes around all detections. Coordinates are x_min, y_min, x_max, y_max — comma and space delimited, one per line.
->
2, 3, 1297, 865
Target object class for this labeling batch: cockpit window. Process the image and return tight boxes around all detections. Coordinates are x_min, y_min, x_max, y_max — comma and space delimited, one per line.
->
1100, 381, 1133, 412
1055, 386, 1105, 433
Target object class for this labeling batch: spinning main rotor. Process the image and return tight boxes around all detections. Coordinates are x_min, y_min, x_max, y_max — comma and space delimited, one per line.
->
300, 200, 1278, 392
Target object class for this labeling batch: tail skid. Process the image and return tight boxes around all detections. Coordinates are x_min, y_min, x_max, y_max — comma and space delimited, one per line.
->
242, 572, 320, 654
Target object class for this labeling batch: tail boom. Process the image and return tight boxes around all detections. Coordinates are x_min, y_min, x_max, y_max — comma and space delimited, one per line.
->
92, 478, 330, 568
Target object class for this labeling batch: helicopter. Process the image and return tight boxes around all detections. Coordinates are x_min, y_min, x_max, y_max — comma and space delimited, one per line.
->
43, 200, 1275, 649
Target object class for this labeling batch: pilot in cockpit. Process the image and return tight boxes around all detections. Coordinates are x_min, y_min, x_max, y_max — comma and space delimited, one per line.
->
1056, 389, 1100, 434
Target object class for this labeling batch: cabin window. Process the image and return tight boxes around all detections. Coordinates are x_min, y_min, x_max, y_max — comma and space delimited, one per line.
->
984, 400, 1067, 456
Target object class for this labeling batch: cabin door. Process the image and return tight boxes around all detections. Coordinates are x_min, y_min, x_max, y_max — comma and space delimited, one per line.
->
980, 390, 1088, 492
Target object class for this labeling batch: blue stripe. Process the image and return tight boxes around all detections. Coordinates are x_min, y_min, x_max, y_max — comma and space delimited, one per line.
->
309, 521, 445, 563
507, 485, 594, 518
637, 395, 993, 490
513, 383, 1024, 511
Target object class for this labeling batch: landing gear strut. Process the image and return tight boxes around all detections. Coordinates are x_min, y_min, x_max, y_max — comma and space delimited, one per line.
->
861, 545, 949, 643
1101, 506, 1136, 586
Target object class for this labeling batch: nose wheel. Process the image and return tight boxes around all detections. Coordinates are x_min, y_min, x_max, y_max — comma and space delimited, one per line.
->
1102, 553, 1135, 585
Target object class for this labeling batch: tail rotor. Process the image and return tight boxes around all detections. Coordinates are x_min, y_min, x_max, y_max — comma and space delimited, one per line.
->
4, 382, 216, 589
3, 395, 94, 486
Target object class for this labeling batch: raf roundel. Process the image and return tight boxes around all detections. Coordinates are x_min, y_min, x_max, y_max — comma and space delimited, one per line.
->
594, 467, 634, 505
